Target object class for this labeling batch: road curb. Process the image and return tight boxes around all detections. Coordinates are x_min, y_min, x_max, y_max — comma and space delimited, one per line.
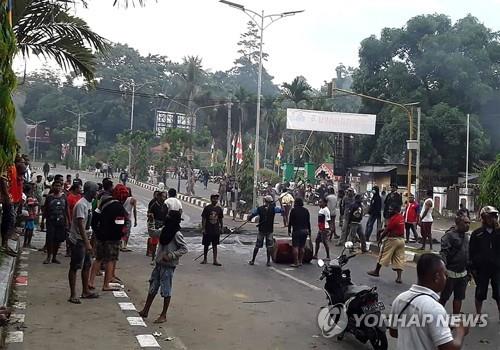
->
0, 238, 21, 347
128, 179, 258, 222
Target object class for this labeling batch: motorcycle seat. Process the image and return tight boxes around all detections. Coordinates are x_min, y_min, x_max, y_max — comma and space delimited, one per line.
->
344, 285, 372, 299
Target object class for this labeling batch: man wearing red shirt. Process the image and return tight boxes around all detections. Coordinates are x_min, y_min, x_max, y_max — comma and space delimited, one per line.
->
404, 194, 419, 243
368, 205, 406, 284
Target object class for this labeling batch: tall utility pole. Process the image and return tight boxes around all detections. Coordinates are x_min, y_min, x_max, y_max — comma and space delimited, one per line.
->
465, 114, 470, 190
219, 0, 304, 208
226, 98, 232, 174
416, 107, 421, 199
67, 110, 91, 169
26, 119, 46, 163
115, 78, 153, 175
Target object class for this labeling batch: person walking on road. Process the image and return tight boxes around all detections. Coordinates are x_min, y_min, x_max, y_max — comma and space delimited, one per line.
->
43, 181, 69, 264
389, 253, 469, 349
439, 213, 471, 314
347, 194, 367, 253
338, 188, 355, 246
365, 186, 382, 242
313, 198, 331, 260
279, 189, 294, 228
120, 187, 137, 252
367, 205, 405, 283
288, 198, 311, 267
404, 194, 420, 243
325, 187, 338, 240
43, 162, 50, 179
67, 181, 99, 304
383, 184, 402, 220
139, 210, 188, 323
469, 206, 500, 318
119, 170, 128, 185
147, 191, 166, 259
219, 176, 227, 207
165, 188, 183, 215
248, 195, 284, 266
34, 175, 44, 216
419, 190, 434, 250
337, 189, 346, 229
201, 193, 224, 266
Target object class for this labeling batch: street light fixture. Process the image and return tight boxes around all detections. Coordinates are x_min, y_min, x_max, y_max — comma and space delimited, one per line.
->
25, 118, 46, 163
219, 0, 304, 208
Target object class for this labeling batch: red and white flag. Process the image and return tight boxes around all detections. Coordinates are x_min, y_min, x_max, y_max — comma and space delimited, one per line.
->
235, 132, 243, 165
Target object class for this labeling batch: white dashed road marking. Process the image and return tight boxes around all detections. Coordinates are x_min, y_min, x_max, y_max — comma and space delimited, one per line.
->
136, 334, 160, 348
113, 291, 129, 298
5, 331, 24, 343
127, 316, 147, 327
118, 302, 137, 311
269, 267, 322, 291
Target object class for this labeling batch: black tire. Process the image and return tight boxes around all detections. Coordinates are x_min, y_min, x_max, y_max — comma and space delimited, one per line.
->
370, 328, 388, 350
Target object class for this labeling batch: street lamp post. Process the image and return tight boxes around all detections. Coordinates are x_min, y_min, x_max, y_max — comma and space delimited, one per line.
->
219, 0, 304, 208
26, 119, 46, 163
67, 110, 91, 169
115, 78, 153, 175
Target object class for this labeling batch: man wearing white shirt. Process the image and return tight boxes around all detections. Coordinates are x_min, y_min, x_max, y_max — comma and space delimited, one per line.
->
390, 253, 468, 350
165, 188, 183, 215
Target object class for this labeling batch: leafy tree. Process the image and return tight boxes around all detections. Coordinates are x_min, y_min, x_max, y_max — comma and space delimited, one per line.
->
479, 155, 500, 209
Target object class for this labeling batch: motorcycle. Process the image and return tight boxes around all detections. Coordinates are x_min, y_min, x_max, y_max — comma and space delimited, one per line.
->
317, 242, 388, 350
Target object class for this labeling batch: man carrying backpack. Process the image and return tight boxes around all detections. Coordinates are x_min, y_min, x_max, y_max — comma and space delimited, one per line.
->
43, 181, 69, 264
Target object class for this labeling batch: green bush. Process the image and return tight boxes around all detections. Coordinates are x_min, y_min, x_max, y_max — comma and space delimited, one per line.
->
479, 155, 500, 210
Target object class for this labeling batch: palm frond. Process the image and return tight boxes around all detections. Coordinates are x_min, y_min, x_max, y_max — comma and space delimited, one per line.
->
112, 0, 149, 7
13, 0, 109, 81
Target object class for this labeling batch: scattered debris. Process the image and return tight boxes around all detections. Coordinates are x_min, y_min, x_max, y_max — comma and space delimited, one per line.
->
241, 300, 275, 304
164, 337, 175, 341
312, 335, 320, 338
479, 339, 490, 344
152, 331, 162, 337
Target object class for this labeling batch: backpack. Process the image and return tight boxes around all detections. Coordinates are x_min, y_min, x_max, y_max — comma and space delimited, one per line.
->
47, 196, 66, 226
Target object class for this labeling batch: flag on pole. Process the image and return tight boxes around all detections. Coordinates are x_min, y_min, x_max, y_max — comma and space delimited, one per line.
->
235, 132, 243, 165
230, 134, 236, 167
210, 139, 215, 167
275, 137, 284, 166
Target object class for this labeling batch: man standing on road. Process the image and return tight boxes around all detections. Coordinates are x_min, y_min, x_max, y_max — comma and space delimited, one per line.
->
439, 213, 470, 314
347, 194, 367, 253
383, 184, 402, 220
68, 181, 99, 304
64, 174, 72, 192
43, 181, 69, 264
201, 193, 224, 266
325, 187, 338, 240
279, 189, 294, 228
219, 176, 227, 207
165, 188, 183, 215
147, 191, 166, 259
288, 198, 311, 267
389, 253, 469, 349
313, 198, 331, 260
404, 194, 420, 243
119, 169, 128, 185
34, 175, 44, 216
338, 188, 355, 246
248, 195, 283, 266
469, 206, 500, 318
419, 190, 434, 250
365, 186, 382, 242
121, 187, 137, 252
73, 173, 83, 188
368, 205, 405, 283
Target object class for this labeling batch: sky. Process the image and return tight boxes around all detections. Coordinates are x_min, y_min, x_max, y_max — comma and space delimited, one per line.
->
17, 0, 500, 88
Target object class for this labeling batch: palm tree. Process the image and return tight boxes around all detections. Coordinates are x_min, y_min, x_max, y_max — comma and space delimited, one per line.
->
13, 0, 108, 82
281, 76, 312, 108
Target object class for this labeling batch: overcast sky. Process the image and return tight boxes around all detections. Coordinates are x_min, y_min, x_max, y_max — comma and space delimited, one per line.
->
18, 0, 500, 88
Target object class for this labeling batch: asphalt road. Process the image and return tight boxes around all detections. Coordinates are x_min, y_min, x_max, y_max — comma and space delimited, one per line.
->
14, 168, 499, 349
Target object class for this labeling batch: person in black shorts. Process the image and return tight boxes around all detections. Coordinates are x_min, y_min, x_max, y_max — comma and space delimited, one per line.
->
201, 193, 224, 266
43, 181, 69, 264
439, 213, 470, 314
288, 198, 311, 267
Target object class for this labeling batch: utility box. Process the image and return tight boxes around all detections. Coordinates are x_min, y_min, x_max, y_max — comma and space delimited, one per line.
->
304, 162, 316, 183
283, 163, 294, 182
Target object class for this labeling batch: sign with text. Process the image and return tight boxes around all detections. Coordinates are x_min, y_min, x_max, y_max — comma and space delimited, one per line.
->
76, 131, 86, 147
286, 109, 376, 135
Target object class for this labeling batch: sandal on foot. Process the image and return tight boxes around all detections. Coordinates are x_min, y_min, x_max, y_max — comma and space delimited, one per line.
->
367, 271, 380, 277
248, 261, 254, 266
68, 298, 81, 304
81, 293, 99, 299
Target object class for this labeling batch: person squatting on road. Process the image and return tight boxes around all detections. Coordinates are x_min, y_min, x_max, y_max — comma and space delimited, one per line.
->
313, 198, 331, 260
201, 193, 224, 266
89, 184, 129, 292
346, 194, 368, 253
367, 205, 405, 284
287, 197, 311, 267
67, 181, 99, 304
390, 253, 469, 350
248, 195, 284, 267
140, 210, 188, 324
404, 194, 420, 243
439, 212, 471, 314
469, 205, 500, 319
365, 185, 382, 242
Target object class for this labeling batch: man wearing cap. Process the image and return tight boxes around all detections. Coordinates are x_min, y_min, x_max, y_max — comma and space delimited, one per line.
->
383, 184, 402, 220
469, 206, 500, 318
248, 195, 284, 266
201, 193, 224, 266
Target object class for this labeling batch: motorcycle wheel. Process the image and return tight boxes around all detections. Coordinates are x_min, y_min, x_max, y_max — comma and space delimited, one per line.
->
369, 328, 388, 350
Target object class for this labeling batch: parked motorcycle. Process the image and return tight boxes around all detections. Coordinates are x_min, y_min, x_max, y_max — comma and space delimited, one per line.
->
317, 242, 387, 350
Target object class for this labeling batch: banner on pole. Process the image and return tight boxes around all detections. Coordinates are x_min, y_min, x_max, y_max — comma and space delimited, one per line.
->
286, 108, 376, 135
76, 131, 87, 147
